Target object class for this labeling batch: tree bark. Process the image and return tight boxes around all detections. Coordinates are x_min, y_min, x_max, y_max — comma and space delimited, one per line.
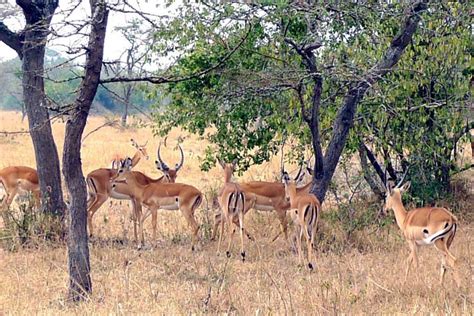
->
63, 0, 108, 302
13, 0, 65, 217
309, 1, 428, 202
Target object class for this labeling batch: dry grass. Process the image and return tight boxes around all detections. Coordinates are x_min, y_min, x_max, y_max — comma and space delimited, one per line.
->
0, 111, 472, 314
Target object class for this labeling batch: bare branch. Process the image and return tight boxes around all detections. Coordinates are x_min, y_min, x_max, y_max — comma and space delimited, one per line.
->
100, 23, 253, 85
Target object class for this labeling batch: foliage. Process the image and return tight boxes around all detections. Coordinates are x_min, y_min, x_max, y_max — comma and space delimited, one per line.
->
149, 2, 471, 201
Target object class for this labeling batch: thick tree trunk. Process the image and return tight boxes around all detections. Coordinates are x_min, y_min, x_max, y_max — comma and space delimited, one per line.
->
63, 0, 108, 302
309, 1, 428, 202
19, 0, 65, 217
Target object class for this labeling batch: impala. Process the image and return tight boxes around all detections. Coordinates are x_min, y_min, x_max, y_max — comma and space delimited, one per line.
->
282, 170, 320, 270
216, 160, 256, 261
383, 172, 460, 286
211, 163, 312, 243
0, 166, 41, 210
110, 138, 149, 169
86, 142, 184, 239
111, 161, 202, 250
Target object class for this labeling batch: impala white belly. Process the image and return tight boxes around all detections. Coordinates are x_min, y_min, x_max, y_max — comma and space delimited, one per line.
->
253, 204, 275, 211
110, 190, 132, 200
156, 196, 179, 210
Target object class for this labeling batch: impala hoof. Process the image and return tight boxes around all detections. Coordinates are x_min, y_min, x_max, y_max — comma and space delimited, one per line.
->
191, 245, 195, 252
226, 251, 231, 258
241, 252, 246, 262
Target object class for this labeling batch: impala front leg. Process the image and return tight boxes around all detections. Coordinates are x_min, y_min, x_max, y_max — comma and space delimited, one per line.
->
405, 241, 418, 284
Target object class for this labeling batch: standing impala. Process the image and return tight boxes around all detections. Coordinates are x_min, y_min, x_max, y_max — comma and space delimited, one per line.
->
383, 172, 460, 286
211, 163, 312, 243
217, 160, 255, 261
282, 170, 320, 270
86, 142, 184, 239
110, 139, 149, 169
111, 160, 202, 250
0, 166, 40, 209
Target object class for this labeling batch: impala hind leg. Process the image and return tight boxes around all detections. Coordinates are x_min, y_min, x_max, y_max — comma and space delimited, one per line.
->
181, 207, 200, 251
434, 238, 460, 287
87, 193, 108, 237
238, 211, 245, 261
305, 227, 315, 270
226, 216, 235, 258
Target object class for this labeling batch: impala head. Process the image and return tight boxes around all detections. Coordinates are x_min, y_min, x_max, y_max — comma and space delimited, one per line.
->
281, 170, 298, 201
155, 141, 184, 183
131, 138, 149, 160
111, 157, 133, 185
383, 167, 410, 213
218, 158, 238, 181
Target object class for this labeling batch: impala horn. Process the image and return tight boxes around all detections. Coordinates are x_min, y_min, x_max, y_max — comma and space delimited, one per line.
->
156, 142, 169, 171
175, 144, 184, 171
395, 166, 410, 189
293, 163, 304, 182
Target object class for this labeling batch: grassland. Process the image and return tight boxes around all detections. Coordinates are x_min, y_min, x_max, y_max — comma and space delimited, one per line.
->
0, 111, 472, 314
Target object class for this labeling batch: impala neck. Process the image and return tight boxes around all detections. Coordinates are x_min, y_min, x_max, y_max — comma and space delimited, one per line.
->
131, 150, 141, 168
287, 183, 297, 206
224, 168, 232, 183
390, 197, 408, 229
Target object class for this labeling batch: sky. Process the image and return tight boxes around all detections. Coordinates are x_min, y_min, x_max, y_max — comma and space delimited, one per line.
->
0, 0, 171, 64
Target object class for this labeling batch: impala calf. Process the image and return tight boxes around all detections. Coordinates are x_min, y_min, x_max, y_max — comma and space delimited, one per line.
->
383, 174, 460, 286
0, 166, 40, 210
112, 162, 202, 250
282, 170, 320, 270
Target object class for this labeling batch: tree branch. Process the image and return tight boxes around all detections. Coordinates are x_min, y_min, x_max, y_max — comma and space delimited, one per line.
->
100, 23, 253, 84
311, 0, 428, 201
0, 22, 23, 58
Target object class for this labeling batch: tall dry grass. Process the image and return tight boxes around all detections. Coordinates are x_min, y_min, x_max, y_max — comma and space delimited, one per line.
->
0, 111, 472, 314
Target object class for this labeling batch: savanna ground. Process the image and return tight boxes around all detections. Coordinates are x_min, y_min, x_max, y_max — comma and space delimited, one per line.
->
0, 111, 472, 314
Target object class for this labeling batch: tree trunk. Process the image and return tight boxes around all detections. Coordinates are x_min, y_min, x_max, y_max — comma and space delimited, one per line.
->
63, 0, 108, 302
121, 85, 132, 127
19, 0, 65, 217
309, 1, 428, 202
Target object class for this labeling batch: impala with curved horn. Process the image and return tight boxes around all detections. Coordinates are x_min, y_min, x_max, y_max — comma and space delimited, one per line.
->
86, 140, 185, 239
383, 168, 460, 286
0, 166, 40, 210
155, 141, 184, 182
282, 169, 321, 270
111, 139, 149, 169
111, 159, 202, 250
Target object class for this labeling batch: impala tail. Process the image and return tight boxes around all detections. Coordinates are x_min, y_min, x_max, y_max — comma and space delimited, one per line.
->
304, 203, 317, 238
423, 212, 458, 244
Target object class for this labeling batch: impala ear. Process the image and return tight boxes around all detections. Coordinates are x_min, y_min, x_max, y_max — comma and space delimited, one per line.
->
218, 159, 225, 169
400, 181, 411, 192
